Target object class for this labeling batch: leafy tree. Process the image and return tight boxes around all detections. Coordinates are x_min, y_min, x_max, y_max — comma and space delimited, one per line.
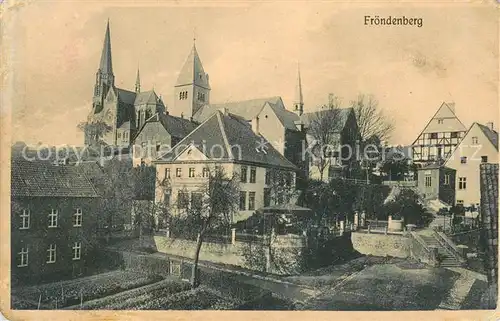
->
383, 189, 431, 226
78, 120, 112, 147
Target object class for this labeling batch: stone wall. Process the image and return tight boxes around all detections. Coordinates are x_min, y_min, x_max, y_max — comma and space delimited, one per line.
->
153, 235, 305, 275
351, 232, 411, 258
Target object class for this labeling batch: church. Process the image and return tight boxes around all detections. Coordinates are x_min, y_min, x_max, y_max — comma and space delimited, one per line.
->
85, 20, 214, 148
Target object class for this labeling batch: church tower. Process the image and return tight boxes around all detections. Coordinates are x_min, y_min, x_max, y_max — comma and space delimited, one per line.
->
293, 64, 304, 116
92, 20, 115, 114
135, 67, 141, 93
173, 41, 210, 118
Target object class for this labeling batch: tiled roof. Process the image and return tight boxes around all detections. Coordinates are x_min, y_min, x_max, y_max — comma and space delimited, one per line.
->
157, 113, 199, 139
267, 101, 301, 130
155, 111, 298, 171
134, 90, 161, 106
11, 160, 99, 198
193, 97, 282, 122
477, 123, 499, 150
115, 88, 137, 105
301, 107, 353, 131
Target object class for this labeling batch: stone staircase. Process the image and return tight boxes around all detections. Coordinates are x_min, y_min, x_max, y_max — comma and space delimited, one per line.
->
418, 234, 462, 267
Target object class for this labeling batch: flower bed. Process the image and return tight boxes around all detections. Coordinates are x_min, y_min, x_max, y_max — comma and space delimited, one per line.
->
80, 278, 191, 309
11, 270, 163, 309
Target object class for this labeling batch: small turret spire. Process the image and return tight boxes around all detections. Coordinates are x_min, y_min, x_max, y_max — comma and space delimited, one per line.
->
294, 62, 304, 116
135, 67, 141, 93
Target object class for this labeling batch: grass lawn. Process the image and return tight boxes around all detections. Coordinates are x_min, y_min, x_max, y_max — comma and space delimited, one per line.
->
302, 263, 460, 310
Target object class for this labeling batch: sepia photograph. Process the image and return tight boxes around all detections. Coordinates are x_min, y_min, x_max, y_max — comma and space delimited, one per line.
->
1, 0, 498, 317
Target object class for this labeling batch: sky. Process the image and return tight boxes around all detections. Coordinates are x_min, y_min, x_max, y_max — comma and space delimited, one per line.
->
6, 1, 498, 146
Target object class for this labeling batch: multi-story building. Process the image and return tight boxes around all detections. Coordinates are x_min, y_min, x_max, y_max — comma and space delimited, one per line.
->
11, 160, 100, 284
132, 112, 199, 166
411, 102, 467, 166
152, 109, 298, 224
416, 164, 456, 205
444, 122, 498, 208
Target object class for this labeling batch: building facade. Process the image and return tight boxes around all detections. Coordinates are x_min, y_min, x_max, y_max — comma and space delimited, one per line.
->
411, 102, 467, 166
11, 160, 100, 284
416, 164, 456, 205
153, 110, 298, 224
444, 122, 499, 207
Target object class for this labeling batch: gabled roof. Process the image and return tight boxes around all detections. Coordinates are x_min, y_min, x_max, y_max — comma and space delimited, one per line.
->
115, 88, 137, 105
175, 44, 210, 89
155, 111, 298, 171
477, 123, 499, 150
300, 107, 354, 131
192, 96, 300, 131
134, 90, 162, 106
11, 160, 99, 198
411, 102, 467, 145
133, 112, 198, 143
194, 97, 282, 121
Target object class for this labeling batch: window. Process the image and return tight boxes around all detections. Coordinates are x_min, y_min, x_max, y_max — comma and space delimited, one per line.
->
202, 167, 210, 178
472, 136, 478, 144
48, 209, 58, 228
249, 167, 256, 183
117, 132, 121, 138
73, 208, 82, 227
177, 192, 189, 209
248, 192, 256, 211
451, 132, 459, 138
430, 133, 438, 139
437, 119, 443, 124
265, 169, 271, 185
176, 168, 182, 177
191, 192, 203, 210
482, 156, 488, 163
459, 177, 467, 190
444, 174, 450, 185
17, 247, 28, 267
239, 191, 247, 211
240, 166, 248, 183
189, 167, 195, 178
460, 157, 467, 164
72, 242, 81, 260
425, 175, 432, 187
47, 244, 56, 263
264, 188, 271, 207
165, 168, 171, 179
20, 209, 30, 229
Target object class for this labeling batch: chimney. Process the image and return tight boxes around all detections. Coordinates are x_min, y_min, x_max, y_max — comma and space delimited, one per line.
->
180, 112, 184, 119
190, 116, 193, 122
165, 110, 169, 116
487, 122, 494, 131
251, 117, 260, 135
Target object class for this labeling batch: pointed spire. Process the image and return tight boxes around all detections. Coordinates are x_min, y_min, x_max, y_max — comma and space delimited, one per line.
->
135, 67, 141, 93
99, 19, 113, 75
175, 41, 210, 89
294, 62, 304, 116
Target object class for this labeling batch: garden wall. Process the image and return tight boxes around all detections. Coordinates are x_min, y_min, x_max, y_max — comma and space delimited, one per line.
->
351, 232, 411, 258
153, 236, 305, 275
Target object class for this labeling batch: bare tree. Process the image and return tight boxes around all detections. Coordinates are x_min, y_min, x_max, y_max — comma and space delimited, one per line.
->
350, 94, 394, 144
185, 166, 240, 288
307, 95, 344, 181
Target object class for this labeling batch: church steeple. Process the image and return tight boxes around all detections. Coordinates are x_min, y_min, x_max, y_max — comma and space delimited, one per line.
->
92, 20, 115, 114
293, 63, 304, 116
135, 67, 141, 93
99, 19, 113, 77
173, 40, 210, 118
